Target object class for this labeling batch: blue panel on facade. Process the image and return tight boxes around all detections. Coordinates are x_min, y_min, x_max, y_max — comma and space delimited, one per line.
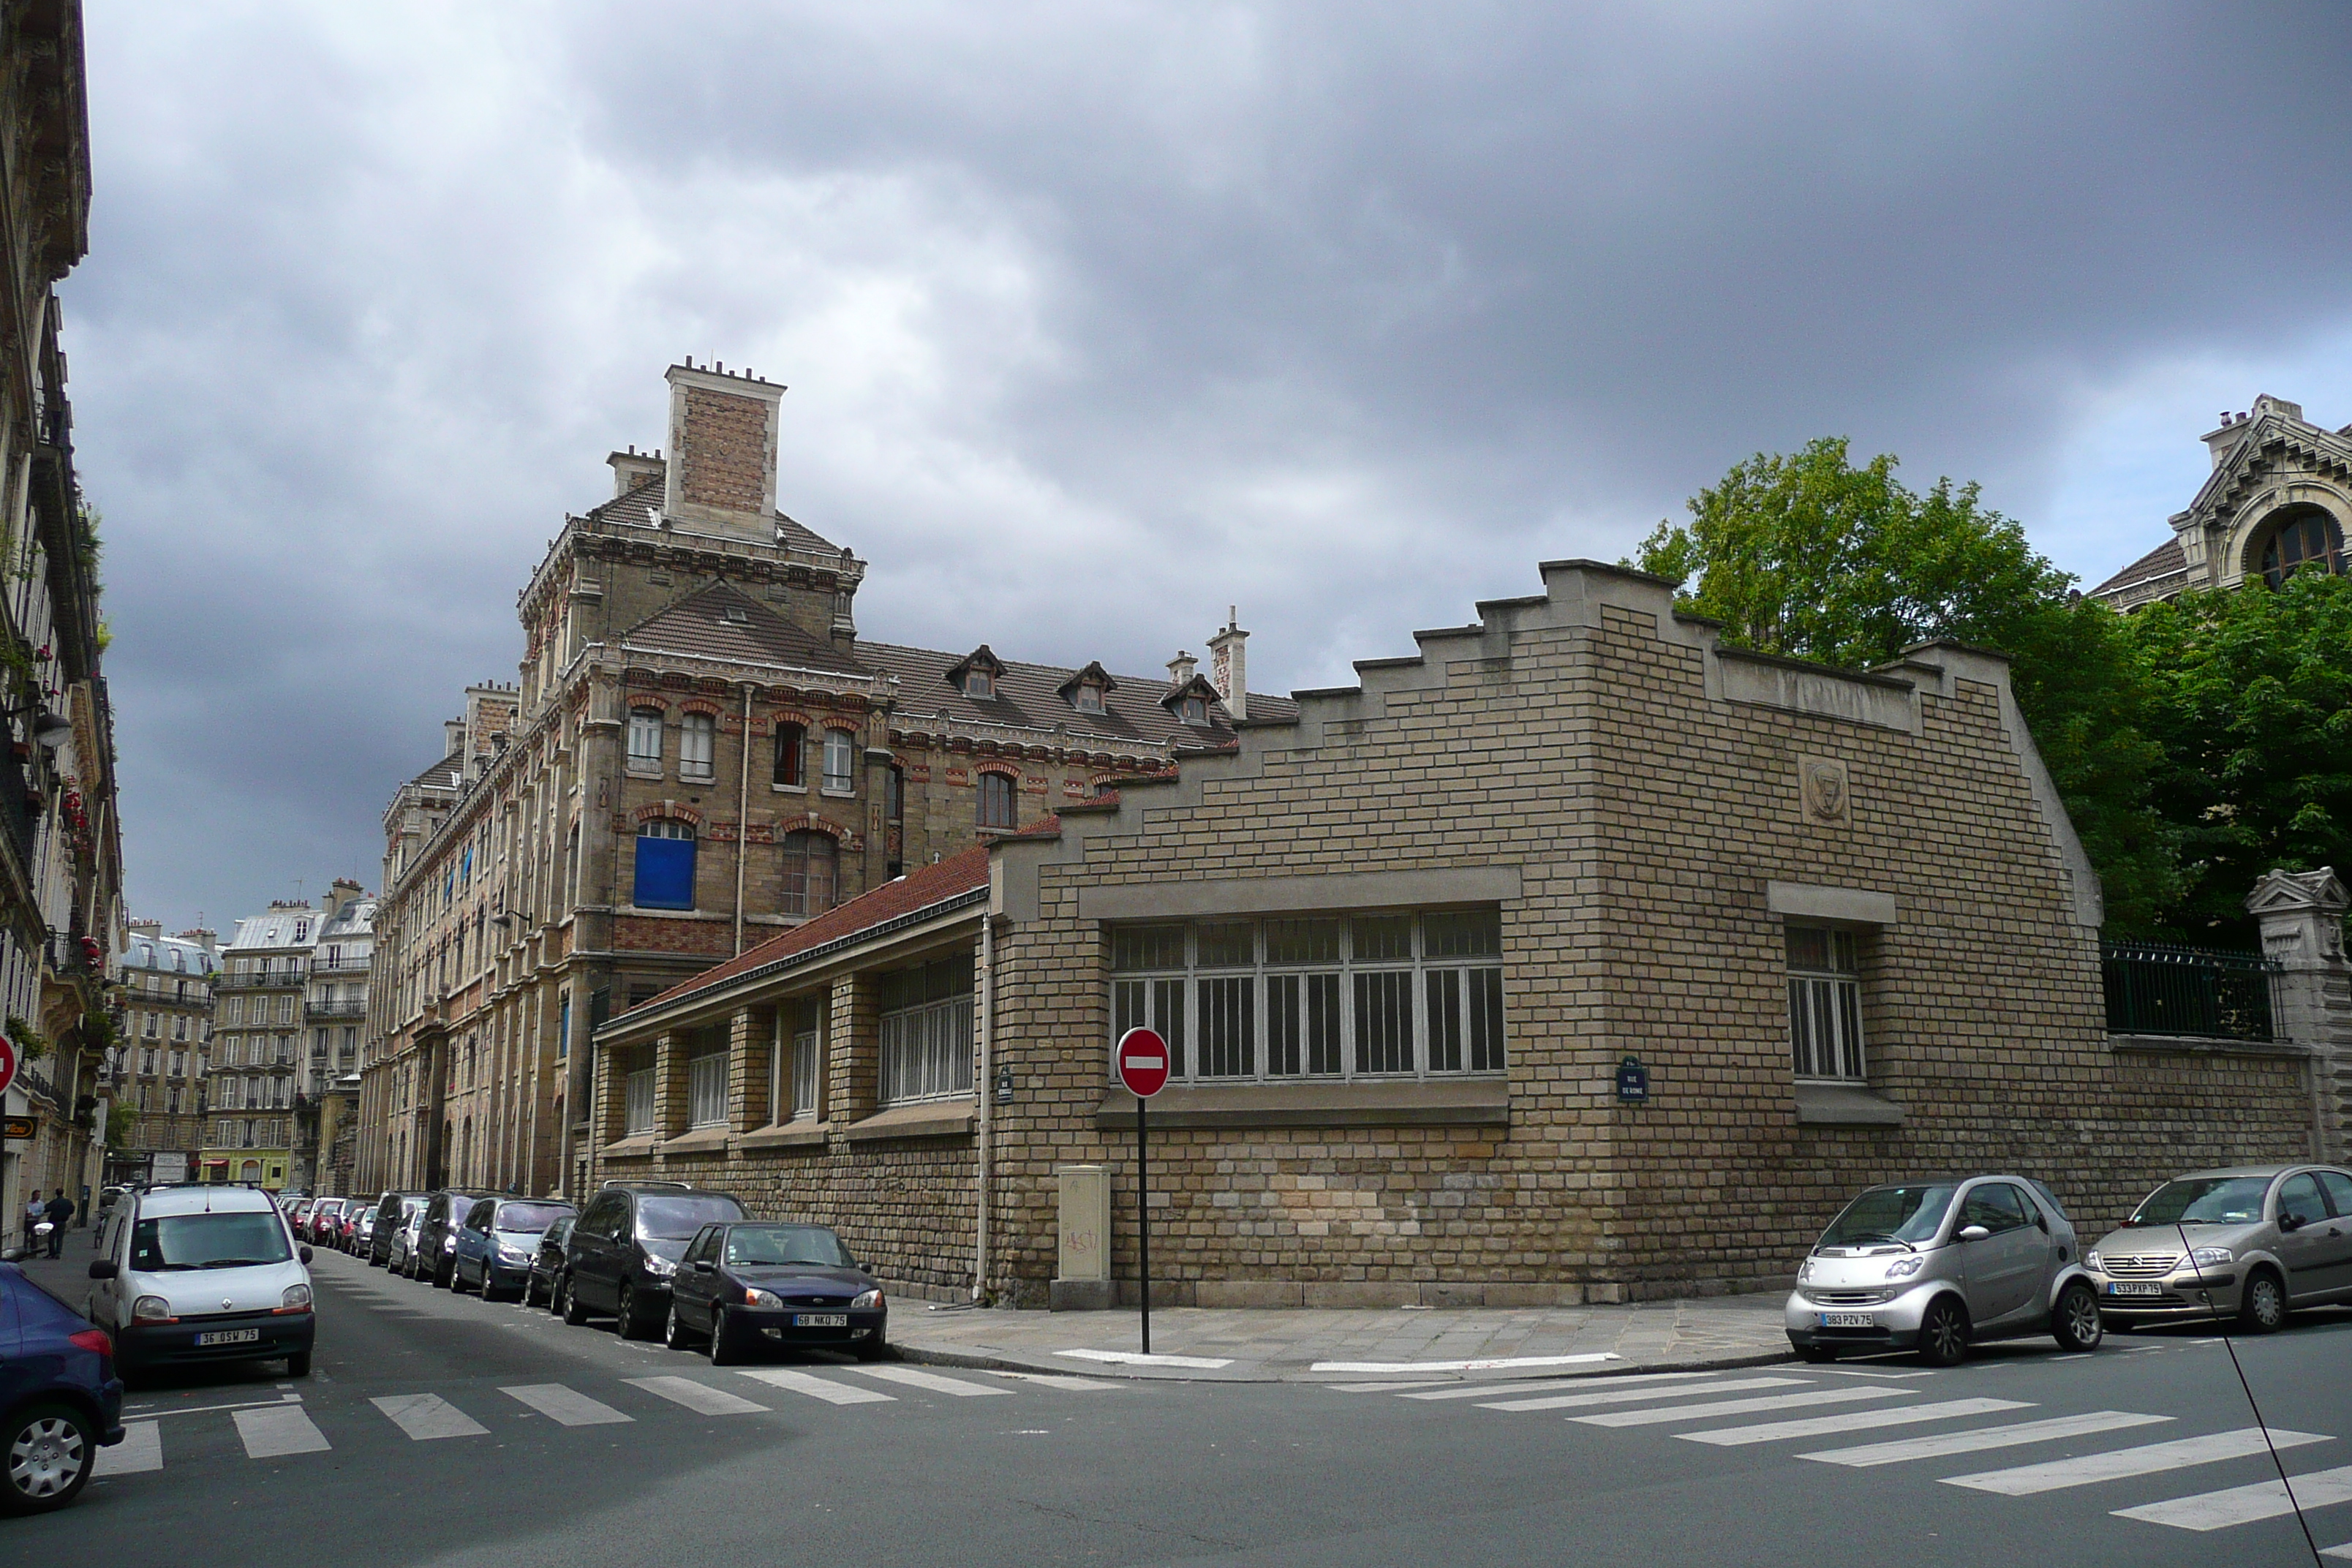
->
634, 838, 696, 909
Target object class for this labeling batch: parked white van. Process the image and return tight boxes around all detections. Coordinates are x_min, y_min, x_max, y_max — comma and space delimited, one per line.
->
85, 1185, 314, 1382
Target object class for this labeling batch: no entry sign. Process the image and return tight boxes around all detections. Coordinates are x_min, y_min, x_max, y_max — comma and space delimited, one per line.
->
0, 1030, 17, 1102
1116, 1027, 1169, 1098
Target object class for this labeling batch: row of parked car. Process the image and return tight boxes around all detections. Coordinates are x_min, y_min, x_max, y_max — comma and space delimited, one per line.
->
1784, 1161, 2352, 1365
295, 1182, 889, 1365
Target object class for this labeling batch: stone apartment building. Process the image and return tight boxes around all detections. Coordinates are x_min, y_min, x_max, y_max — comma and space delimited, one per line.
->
203, 901, 318, 1188
0, 0, 125, 1229
355, 361, 1281, 1201
105, 922, 216, 1186
303, 891, 374, 1195
595, 560, 2321, 1305
2089, 393, 2352, 608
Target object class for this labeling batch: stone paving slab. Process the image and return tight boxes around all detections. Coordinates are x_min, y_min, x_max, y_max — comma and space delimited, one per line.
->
892, 1293, 1796, 1383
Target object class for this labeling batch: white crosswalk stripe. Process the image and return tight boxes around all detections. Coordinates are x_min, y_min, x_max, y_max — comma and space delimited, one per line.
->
984, 1371, 1127, 1392
1416, 1372, 1718, 1404
852, 1365, 1011, 1398
502, 1383, 634, 1427
1575, 1387, 1908, 1429
234, 1405, 331, 1457
1943, 1427, 2332, 1496
1802, 1410, 2174, 1468
2113, 1461, 2352, 1531
736, 1368, 897, 1405
625, 1376, 770, 1416
372, 1393, 488, 1441
1329, 1380, 1459, 1393
93, 1420, 162, 1475
2319, 1542, 2352, 1561
1478, 1376, 1806, 1413
1680, 1397, 2033, 1447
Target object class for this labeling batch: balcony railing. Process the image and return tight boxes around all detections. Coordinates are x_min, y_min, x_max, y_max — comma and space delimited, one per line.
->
306, 1000, 366, 1019
2102, 941, 2278, 1042
217, 967, 307, 989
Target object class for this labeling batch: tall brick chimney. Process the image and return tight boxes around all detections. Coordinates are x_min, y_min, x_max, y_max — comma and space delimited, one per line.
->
1207, 607, 1248, 720
663, 358, 788, 538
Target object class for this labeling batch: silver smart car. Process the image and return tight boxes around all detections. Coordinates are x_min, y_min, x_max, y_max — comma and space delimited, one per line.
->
2087, 1163, 2352, 1333
1785, 1175, 2103, 1366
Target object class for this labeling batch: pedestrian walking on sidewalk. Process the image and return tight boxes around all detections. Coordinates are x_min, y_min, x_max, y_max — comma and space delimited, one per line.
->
42, 1190, 72, 1257
22, 1190, 40, 1249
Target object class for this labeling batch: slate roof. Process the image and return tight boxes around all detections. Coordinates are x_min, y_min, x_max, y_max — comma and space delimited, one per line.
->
857, 640, 1295, 752
2088, 537, 2188, 600
403, 753, 464, 794
587, 477, 843, 557
616, 580, 868, 676
632, 844, 993, 1017
122, 932, 216, 976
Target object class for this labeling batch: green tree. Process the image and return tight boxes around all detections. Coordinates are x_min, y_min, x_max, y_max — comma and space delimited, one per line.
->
1634, 437, 2181, 932
106, 1101, 135, 1148
2120, 570, 2352, 938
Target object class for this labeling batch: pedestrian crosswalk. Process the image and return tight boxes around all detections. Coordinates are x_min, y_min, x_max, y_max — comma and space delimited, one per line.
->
94, 1362, 1097, 1480
1336, 1363, 2352, 1548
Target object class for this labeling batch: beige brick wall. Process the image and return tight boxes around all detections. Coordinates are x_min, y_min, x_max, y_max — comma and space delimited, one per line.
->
674, 387, 769, 516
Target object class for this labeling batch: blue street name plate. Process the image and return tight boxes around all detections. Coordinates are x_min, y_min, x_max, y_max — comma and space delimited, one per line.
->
1616, 1056, 1648, 1104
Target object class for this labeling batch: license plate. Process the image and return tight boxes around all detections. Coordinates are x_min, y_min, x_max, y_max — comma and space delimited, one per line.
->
194, 1328, 261, 1346
2106, 1281, 2163, 1297
1817, 1312, 1874, 1328
794, 1313, 848, 1328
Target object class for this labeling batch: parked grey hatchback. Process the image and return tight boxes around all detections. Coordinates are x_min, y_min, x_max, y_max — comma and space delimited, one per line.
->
2087, 1163, 2352, 1333
1785, 1175, 2103, 1366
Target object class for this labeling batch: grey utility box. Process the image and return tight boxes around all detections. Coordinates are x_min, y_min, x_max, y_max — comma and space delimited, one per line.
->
1049, 1164, 1112, 1311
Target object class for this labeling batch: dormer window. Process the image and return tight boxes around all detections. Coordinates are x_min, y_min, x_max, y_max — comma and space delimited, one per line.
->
2259, 510, 2345, 589
1180, 698, 1207, 725
965, 670, 995, 700
1074, 685, 1103, 715
720, 606, 749, 625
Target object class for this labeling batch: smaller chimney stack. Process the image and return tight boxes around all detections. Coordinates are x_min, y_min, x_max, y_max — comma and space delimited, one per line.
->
1207, 607, 1248, 720
1166, 650, 1197, 688
607, 444, 666, 499
443, 720, 464, 758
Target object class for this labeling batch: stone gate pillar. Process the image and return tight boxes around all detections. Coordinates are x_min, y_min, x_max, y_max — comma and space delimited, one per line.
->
2247, 867, 2352, 1161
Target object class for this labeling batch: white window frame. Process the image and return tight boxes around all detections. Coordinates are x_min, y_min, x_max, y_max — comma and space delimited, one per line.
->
879, 961, 974, 1105
679, 712, 717, 783
1786, 924, 1866, 1082
625, 1065, 656, 1136
1108, 911, 1505, 1085
687, 1044, 728, 1129
626, 708, 665, 773
821, 728, 855, 794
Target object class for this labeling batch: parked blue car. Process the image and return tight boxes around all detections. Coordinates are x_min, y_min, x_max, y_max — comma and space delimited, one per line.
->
0, 1256, 125, 1514
452, 1198, 576, 1303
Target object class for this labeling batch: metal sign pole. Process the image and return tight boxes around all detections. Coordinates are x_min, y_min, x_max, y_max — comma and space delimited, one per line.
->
1137, 1095, 1150, 1355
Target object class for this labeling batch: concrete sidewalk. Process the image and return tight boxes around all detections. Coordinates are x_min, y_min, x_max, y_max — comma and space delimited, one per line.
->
890, 1291, 1795, 1384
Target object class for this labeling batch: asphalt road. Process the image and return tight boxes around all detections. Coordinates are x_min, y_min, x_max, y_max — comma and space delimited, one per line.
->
28, 1245, 2352, 1567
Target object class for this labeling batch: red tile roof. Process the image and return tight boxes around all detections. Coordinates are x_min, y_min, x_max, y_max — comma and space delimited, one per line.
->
635, 844, 992, 1013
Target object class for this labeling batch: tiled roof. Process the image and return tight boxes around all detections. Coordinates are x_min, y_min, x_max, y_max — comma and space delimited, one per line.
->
635, 844, 992, 1014
857, 639, 1297, 753
617, 581, 870, 676
2089, 537, 2187, 599
404, 753, 463, 794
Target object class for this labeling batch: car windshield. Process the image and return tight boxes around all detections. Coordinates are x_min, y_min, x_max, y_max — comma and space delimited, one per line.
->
494, 1203, 572, 1234
636, 1195, 745, 1240
132, 1212, 293, 1271
1818, 1184, 1958, 1249
2128, 1177, 2271, 1226
723, 1225, 855, 1268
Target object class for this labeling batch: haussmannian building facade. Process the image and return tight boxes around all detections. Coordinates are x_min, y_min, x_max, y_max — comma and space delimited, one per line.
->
104, 922, 216, 1186
355, 361, 1280, 1202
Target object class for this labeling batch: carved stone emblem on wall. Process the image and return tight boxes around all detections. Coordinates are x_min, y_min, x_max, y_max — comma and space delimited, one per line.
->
1798, 755, 1850, 825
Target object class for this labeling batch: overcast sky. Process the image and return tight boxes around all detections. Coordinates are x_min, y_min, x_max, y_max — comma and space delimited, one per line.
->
65, 1, 2352, 932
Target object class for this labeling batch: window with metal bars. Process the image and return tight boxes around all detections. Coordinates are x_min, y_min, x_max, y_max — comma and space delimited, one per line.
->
1785, 924, 1865, 1082
878, 954, 975, 1104
1108, 910, 1504, 1084
625, 1065, 656, 1135
687, 1044, 728, 1128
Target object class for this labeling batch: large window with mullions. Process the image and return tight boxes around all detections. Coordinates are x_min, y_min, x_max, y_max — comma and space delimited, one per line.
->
1108, 910, 1505, 1082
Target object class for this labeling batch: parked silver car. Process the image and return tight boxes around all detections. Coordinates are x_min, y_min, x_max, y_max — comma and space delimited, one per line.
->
1785, 1175, 2102, 1366
2087, 1163, 2352, 1333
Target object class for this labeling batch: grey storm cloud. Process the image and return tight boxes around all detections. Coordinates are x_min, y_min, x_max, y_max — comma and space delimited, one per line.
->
57, 1, 2352, 930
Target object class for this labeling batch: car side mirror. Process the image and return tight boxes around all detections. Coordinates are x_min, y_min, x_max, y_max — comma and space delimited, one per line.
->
299, 1245, 314, 1264
1957, 1224, 1991, 1243
88, 1259, 117, 1280
692, 1259, 712, 1271
2280, 1213, 2304, 1233
2035, 1213, 2049, 1232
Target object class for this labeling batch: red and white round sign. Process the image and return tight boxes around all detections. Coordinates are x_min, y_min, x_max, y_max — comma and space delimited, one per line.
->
0, 1030, 17, 1101
1115, 1027, 1169, 1098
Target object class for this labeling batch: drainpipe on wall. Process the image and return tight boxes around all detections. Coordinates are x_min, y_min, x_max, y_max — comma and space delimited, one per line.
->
732, 683, 755, 956
974, 911, 994, 1303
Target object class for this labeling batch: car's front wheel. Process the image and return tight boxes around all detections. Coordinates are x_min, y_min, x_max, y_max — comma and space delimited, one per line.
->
1918, 1296, 1970, 1367
1, 1402, 95, 1515
2239, 1268, 2288, 1334
617, 1283, 648, 1341
2051, 1280, 2103, 1352
286, 1351, 312, 1379
708, 1307, 739, 1365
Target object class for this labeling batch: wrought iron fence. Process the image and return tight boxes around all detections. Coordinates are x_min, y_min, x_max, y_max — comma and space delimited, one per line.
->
2102, 941, 2278, 1041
